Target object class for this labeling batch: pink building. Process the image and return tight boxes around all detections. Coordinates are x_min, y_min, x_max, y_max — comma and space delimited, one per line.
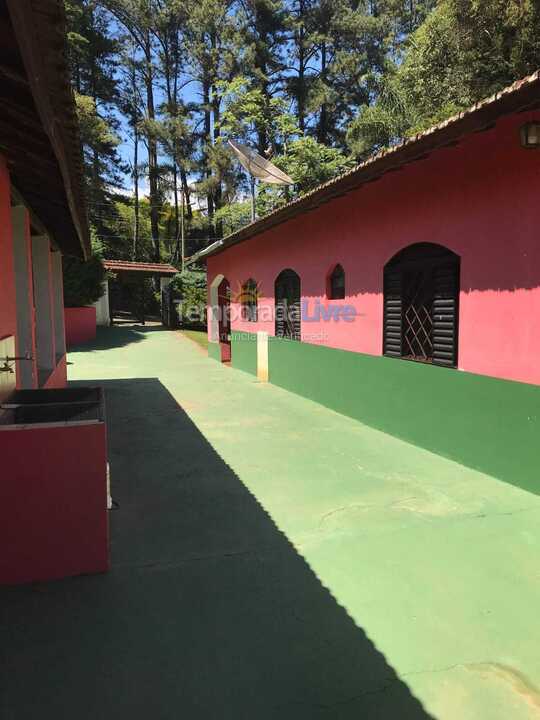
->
0, 1, 108, 585
200, 73, 540, 495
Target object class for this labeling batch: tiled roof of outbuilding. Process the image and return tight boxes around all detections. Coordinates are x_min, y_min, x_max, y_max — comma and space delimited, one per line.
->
103, 260, 178, 275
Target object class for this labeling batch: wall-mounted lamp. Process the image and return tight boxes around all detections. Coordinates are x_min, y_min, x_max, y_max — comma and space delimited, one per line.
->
520, 122, 540, 149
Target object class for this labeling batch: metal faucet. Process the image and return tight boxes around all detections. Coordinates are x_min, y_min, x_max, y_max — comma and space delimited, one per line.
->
0, 353, 33, 373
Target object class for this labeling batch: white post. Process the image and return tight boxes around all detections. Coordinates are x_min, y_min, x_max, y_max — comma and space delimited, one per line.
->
257, 331, 269, 382
51, 251, 66, 361
209, 274, 224, 344
94, 280, 111, 326
31, 235, 55, 381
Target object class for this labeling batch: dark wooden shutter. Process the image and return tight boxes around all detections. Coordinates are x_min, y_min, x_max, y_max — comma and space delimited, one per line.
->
275, 282, 286, 337
290, 287, 301, 340
432, 260, 459, 367
275, 270, 301, 341
383, 268, 402, 357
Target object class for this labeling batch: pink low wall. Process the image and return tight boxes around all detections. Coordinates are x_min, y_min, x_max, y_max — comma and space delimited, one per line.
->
44, 355, 68, 389
65, 307, 96, 347
0, 421, 109, 585
208, 112, 540, 386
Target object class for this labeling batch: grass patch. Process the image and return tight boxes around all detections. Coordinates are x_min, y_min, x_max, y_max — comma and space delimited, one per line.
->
180, 329, 209, 351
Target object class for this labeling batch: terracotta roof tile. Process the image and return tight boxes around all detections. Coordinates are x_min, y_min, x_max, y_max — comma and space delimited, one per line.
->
103, 260, 178, 275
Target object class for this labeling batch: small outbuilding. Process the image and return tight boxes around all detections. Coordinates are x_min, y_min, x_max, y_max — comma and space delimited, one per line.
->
199, 72, 540, 495
97, 260, 178, 326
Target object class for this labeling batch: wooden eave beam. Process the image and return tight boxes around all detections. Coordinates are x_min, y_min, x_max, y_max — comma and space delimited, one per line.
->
11, 184, 50, 238
6, 0, 90, 259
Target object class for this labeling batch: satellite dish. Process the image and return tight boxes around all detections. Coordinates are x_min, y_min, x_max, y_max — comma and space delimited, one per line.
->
228, 140, 294, 185
228, 139, 294, 222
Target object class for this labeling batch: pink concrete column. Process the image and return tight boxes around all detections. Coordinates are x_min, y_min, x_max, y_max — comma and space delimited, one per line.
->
11, 205, 38, 388
0, 156, 17, 342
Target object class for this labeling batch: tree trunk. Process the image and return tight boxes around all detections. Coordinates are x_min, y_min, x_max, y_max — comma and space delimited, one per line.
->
318, 40, 328, 143
131, 54, 140, 260
297, 0, 306, 135
145, 33, 160, 264
180, 167, 192, 219
132, 122, 139, 261
203, 77, 214, 222
163, 35, 181, 260
212, 74, 223, 238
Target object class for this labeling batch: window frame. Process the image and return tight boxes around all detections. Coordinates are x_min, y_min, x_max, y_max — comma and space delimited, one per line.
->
275, 268, 301, 341
327, 263, 345, 300
383, 243, 460, 368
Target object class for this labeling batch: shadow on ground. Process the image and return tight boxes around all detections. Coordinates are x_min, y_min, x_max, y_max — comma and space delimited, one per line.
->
69, 324, 167, 353
1, 378, 434, 719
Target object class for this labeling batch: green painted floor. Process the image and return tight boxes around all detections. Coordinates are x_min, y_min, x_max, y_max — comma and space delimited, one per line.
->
3, 325, 540, 719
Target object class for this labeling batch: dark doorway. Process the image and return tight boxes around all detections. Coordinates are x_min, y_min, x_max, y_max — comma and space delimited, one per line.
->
383, 243, 460, 367
109, 276, 158, 326
275, 269, 301, 341
218, 277, 231, 362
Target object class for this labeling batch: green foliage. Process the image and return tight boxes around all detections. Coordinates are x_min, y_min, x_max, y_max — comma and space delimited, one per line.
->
277, 137, 354, 191
63, 232, 107, 308
168, 270, 207, 326
348, 0, 540, 158
218, 76, 299, 150
120, 275, 159, 319
257, 136, 354, 215
66, 0, 540, 258
214, 201, 253, 237
75, 93, 122, 165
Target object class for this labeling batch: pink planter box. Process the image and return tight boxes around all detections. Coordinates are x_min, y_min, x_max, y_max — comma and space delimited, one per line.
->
65, 306, 96, 347
0, 390, 109, 584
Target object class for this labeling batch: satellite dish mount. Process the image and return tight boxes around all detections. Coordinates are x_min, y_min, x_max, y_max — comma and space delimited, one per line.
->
228, 140, 294, 223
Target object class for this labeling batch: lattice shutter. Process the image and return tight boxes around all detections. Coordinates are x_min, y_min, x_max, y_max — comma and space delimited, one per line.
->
290, 293, 301, 340
432, 261, 459, 367
275, 271, 301, 341
383, 268, 402, 357
275, 283, 286, 338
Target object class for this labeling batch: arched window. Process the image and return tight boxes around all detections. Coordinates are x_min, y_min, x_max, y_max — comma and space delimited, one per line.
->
383, 243, 460, 367
328, 264, 345, 299
275, 269, 301, 341
241, 278, 258, 322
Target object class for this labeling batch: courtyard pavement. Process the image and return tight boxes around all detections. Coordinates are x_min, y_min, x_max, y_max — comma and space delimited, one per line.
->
2, 325, 540, 719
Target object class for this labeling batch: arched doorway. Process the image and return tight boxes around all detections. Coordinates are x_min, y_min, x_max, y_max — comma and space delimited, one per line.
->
383, 243, 460, 367
217, 277, 231, 362
275, 269, 301, 340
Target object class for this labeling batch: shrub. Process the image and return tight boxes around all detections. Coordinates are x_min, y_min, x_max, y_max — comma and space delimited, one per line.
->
63, 254, 106, 308
168, 269, 207, 326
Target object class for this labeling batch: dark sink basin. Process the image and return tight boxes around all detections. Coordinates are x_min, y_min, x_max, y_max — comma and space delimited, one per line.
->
0, 400, 104, 426
2, 387, 101, 407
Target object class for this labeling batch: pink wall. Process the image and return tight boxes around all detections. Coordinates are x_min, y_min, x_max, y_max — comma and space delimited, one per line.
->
0, 421, 109, 584
0, 156, 17, 342
1, 154, 67, 389
65, 306, 97, 347
208, 113, 540, 386
44, 355, 68, 389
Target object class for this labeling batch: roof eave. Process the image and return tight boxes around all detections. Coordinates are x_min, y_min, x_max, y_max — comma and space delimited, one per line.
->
6, 0, 90, 260
201, 70, 540, 261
